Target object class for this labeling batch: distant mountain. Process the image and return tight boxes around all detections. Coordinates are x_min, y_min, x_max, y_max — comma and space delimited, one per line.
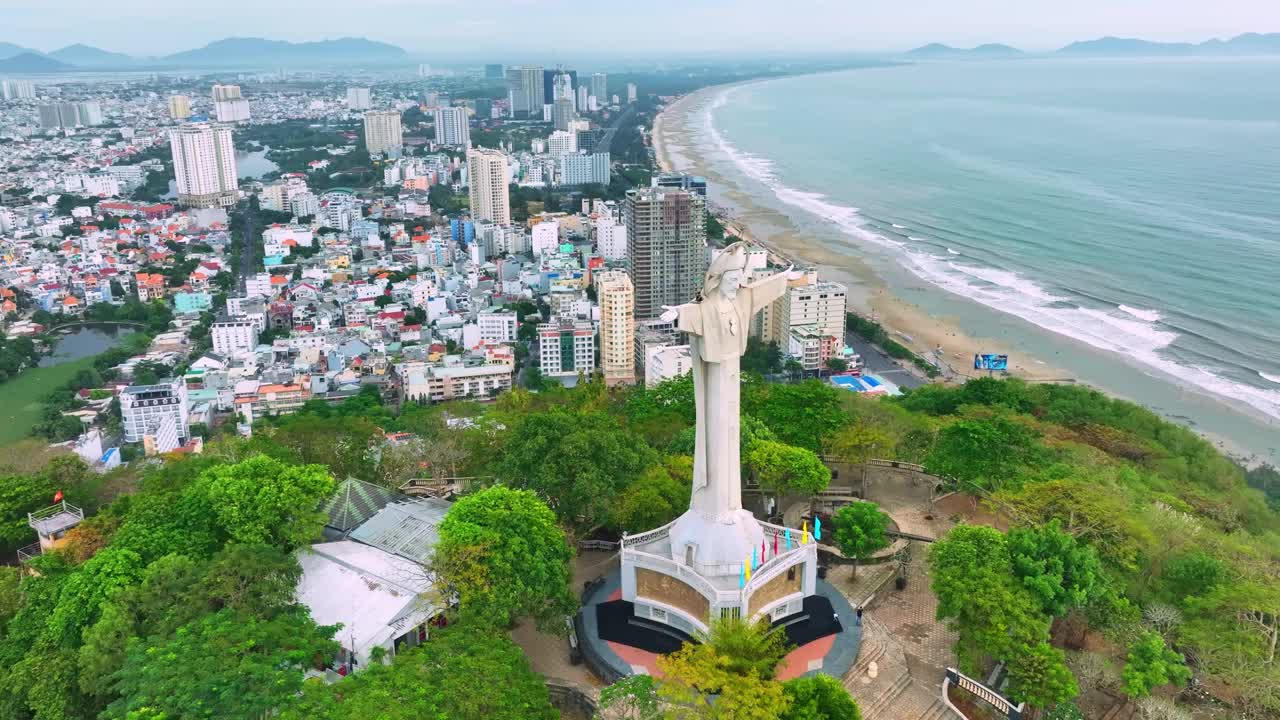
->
160, 37, 409, 67
907, 43, 1025, 59
0, 42, 34, 60
1058, 37, 1197, 56
1057, 33, 1280, 57
49, 44, 136, 67
0, 52, 74, 73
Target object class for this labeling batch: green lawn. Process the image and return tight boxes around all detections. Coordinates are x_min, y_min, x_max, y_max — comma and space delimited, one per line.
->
0, 355, 98, 446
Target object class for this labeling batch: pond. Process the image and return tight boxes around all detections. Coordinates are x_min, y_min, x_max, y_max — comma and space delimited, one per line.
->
38, 325, 137, 367
237, 146, 279, 179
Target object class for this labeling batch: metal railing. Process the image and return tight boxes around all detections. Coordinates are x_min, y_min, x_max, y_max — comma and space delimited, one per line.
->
622, 547, 740, 605
16, 542, 42, 564
28, 500, 84, 527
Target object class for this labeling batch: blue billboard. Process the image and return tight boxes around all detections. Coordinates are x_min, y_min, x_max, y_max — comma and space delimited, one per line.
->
974, 354, 1009, 371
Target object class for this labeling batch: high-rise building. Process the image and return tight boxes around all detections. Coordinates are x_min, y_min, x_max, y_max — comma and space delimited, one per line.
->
576, 85, 589, 112
590, 73, 608, 102
466, 148, 511, 225
757, 274, 848, 346
542, 68, 577, 105
625, 186, 708, 319
37, 102, 102, 129
1, 79, 36, 100
547, 129, 577, 157
169, 123, 239, 209
627, 83, 638, 103
432, 106, 471, 147
484, 63, 504, 80
211, 84, 241, 102
538, 317, 595, 378
211, 317, 259, 356
363, 110, 404, 155
596, 217, 627, 260
120, 378, 189, 444
552, 97, 576, 131
558, 151, 610, 186
168, 95, 192, 120
346, 87, 372, 110
211, 84, 250, 122
597, 270, 636, 386
506, 65, 543, 117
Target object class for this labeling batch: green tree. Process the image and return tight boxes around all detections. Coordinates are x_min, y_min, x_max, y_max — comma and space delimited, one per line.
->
657, 619, 791, 720
495, 408, 657, 533
610, 457, 692, 533
1006, 641, 1079, 708
198, 455, 334, 548
925, 414, 1040, 491
598, 675, 663, 720
1121, 631, 1192, 698
282, 622, 556, 720
703, 617, 792, 680
781, 674, 861, 720
268, 415, 382, 481
1161, 551, 1225, 606
743, 381, 848, 452
831, 501, 891, 576
435, 487, 576, 632
929, 525, 1050, 671
1007, 520, 1102, 618
105, 607, 338, 719
747, 440, 831, 504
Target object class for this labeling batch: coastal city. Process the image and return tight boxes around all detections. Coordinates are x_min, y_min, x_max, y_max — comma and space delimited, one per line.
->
1, 16, 1279, 720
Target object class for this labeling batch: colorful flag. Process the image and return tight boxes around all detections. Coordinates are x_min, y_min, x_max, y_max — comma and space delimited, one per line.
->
773, 534, 779, 556
53, 490, 63, 503
739, 563, 745, 589
752, 546, 758, 570
745, 555, 752, 582
815, 516, 822, 542
802, 520, 809, 544
785, 527, 792, 549
762, 539, 767, 562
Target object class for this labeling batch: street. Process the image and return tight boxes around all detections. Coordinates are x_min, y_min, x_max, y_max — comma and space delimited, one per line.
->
845, 331, 927, 390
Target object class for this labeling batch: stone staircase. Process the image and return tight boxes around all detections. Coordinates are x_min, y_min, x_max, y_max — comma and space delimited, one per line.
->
844, 618, 960, 720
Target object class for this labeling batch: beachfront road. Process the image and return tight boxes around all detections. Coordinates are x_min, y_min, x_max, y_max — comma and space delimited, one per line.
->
845, 331, 927, 390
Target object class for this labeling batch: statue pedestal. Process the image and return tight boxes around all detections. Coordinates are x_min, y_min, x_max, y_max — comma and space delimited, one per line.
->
619, 510, 818, 636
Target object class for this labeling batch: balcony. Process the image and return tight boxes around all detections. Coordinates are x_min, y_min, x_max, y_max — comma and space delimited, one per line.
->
28, 501, 84, 538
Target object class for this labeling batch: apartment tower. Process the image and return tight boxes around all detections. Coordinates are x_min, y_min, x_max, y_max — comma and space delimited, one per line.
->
625, 185, 708, 319
466, 147, 511, 225
169, 123, 238, 209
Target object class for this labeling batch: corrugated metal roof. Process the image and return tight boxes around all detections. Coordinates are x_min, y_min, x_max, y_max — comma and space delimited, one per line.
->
348, 497, 451, 564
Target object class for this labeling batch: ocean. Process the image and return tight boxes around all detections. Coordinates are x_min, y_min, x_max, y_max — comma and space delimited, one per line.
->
677, 58, 1280, 462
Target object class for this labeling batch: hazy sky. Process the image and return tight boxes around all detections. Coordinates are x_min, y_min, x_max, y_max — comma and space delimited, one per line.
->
7, 0, 1279, 57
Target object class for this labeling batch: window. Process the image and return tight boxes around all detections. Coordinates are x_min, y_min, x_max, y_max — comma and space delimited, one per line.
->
684, 543, 696, 566
721, 606, 741, 621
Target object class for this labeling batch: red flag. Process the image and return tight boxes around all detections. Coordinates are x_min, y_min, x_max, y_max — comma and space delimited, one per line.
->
773, 534, 778, 556
762, 539, 767, 561
53, 490, 63, 503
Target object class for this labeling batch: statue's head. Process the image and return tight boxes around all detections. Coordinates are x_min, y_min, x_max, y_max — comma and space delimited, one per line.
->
704, 242, 750, 300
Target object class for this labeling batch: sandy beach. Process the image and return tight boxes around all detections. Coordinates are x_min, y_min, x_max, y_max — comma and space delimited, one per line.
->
652, 86, 1069, 385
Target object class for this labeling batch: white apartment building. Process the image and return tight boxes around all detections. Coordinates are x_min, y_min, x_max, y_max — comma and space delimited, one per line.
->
531, 219, 560, 256
595, 218, 627, 260
547, 130, 577, 157
432, 106, 471, 147
538, 318, 595, 378
646, 344, 693, 387
627, 83, 638, 103
590, 73, 608, 102
404, 362, 514, 402
1, 79, 36, 100
759, 275, 848, 346
121, 379, 190, 444
597, 271, 635, 386
346, 87, 372, 110
558, 151, 610, 186
169, 123, 238, 209
466, 148, 511, 225
477, 308, 518, 343
212, 86, 250, 122
363, 110, 404, 155
211, 317, 259, 356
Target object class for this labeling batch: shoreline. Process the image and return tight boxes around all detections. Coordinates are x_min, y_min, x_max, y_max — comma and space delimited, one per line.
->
650, 79, 1273, 464
654, 84, 1070, 386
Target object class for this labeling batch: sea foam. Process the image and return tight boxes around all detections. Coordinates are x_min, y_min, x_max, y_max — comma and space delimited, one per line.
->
702, 86, 1280, 423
